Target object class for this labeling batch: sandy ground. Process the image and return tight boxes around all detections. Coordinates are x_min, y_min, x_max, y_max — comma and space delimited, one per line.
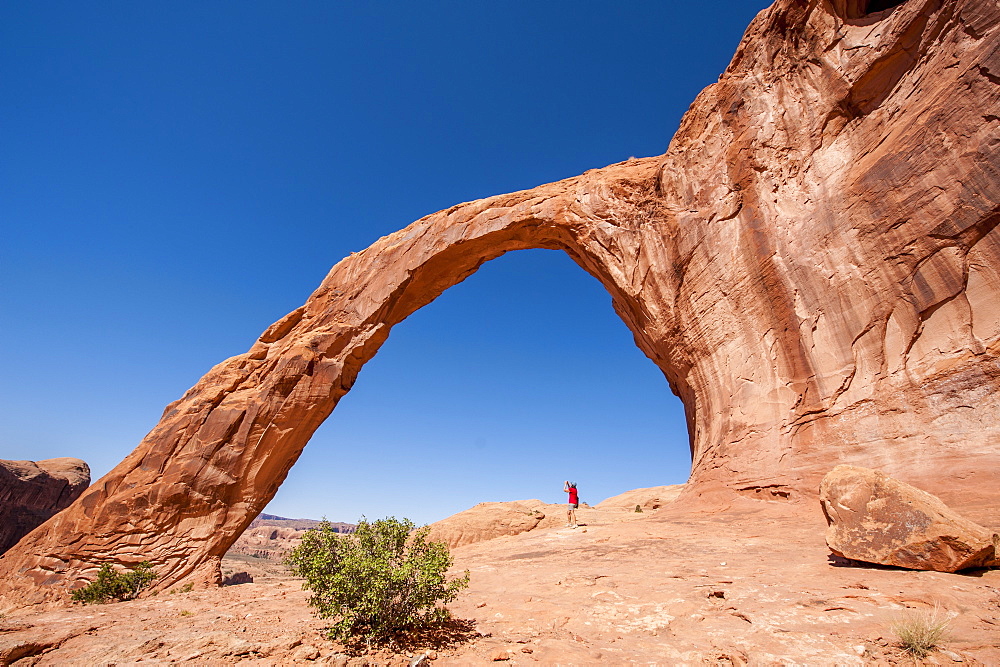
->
1, 498, 998, 665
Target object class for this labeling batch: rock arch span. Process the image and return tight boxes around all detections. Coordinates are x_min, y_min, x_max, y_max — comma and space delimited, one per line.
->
2, 0, 999, 604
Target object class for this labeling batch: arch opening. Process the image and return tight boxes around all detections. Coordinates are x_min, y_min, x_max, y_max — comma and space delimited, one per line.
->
0, 161, 704, 603
835, 0, 908, 20
865, 0, 907, 14
267, 248, 691, 526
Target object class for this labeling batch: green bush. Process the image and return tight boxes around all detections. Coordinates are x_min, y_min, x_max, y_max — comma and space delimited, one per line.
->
71, 561, 156, 604
286, 517, 470, 644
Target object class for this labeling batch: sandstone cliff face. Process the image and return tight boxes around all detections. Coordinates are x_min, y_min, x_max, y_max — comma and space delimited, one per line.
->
0, 458, 90, 555
2, 0, 998, 604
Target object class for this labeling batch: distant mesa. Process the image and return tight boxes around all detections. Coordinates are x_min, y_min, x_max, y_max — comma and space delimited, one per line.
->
256, 513, 301, 522
226, 514, 356, 562
251, 513, 355, 533
0, 458, 90, 555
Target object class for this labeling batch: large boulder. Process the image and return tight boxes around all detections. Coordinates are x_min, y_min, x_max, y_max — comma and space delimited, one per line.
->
0, 458, 90, 554
820, 465, 999, 573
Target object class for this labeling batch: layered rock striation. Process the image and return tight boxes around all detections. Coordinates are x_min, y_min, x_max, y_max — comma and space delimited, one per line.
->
2, 0, 999, 603
0, 458, 90, 555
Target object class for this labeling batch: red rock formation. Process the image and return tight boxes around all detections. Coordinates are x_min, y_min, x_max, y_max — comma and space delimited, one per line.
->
225, 515, 353, 561
249, 514, 354, 534
1, 0, 998, 604
820, 465, 998, 572
0, 458, 90, 555
425, 501, 561, 549
220, 571, 253, 586
226, 525, 305, 562
3, 499, 999, 663
594, 485, 685, 512
426, 492, 686, 549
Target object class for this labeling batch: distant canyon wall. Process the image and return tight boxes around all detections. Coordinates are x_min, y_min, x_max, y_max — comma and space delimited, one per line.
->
2, 0, 998, 605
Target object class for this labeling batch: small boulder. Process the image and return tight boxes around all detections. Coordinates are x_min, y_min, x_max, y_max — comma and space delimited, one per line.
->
820, 465, 999, 572
290, 644, 320, 661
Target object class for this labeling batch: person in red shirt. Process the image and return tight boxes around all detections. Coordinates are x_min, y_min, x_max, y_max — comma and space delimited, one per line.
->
564, 480, 579, 528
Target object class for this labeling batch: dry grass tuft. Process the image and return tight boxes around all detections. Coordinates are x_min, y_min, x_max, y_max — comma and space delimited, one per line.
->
889, 605, 952, 659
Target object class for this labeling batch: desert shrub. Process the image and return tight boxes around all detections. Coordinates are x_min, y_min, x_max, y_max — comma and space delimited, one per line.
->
286, 517, 470, 644
890, 605, 952, 658
71, 561, 156, 604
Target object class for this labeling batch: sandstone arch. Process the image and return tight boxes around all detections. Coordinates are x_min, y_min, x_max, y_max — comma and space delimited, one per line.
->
2, 0, 999, 604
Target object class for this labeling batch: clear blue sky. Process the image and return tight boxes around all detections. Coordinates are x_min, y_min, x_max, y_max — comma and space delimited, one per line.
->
2, 1, 771, 525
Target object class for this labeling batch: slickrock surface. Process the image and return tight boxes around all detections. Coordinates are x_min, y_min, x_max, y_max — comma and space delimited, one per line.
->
0, 458, 89, 555
425, 501, 556, 549
594, 484, 685, 512
821, 465, 1000, 572
2, 0, 999, 602
425, 500, 611, 549
2, 501, 997, 665
426, 487, 682, 549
